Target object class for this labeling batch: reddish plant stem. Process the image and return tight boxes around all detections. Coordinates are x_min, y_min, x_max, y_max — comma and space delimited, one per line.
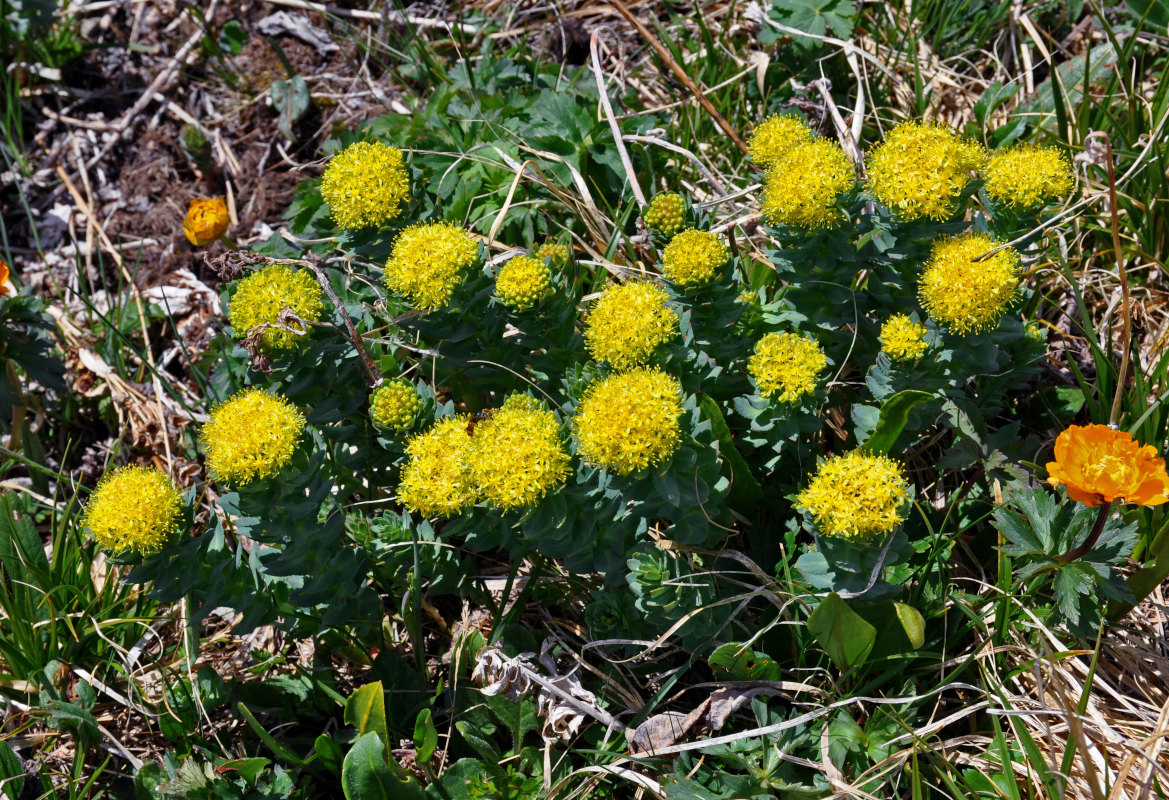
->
274, 257, 381, 387
1058, 500, 1112, 563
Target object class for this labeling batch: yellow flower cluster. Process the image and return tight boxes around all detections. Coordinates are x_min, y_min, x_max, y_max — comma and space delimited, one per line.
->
467, 396, 571, 510
535, 240, 569, 265
661, 229, 729, 288
748, 332, 828, 403
83, 466, 183, 555
398, 398, 571, 516
866, 121, 983, 222
748, 114, 813, 170
584, 282, 679, 371
918, 233, 1019, 335
879, 314, 928, 361
644, 192, 687, 237
201, 388, 305, 485
384, 221, 480, 310
495, 255, 552, 310
983, 144, 1074, 211
228, 264, 325, 350
397, 416, 479, 517
573, 368, 683, 475
320, 141, 411, 229
183, 197, 229, 246
797, 451, 912, 542
370, 380, 422, 430
761, 137, 854, 229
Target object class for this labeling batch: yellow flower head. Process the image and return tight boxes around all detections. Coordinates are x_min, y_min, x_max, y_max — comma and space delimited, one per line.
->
384, 221, 480, 310
797, 450, 913, 542
495, 255, 552, 311
748, 332, 828, 403
535, 240, 569, 265
661, 229, 729, 289
182, 197, 229, 246
397, 416, 479, 517
467, 396, 571, 510
370, 380, 422, 430
201, 388, 305, 485
584, 282, 679, 371
320, 141, 411, 229
984, 144, 1074, 211
748, 114, 814, 170
761, 137, 855, 229
573, 368, 683, 475
879, 314, 929, 361
918, 233, 1019, 335
866, 121, 983, 222
644, 192, 687, 237
228, 264, 325, 350
83, 466, 183, 555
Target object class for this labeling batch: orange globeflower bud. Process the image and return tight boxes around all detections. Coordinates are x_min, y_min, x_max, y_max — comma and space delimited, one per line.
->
182, 197, 229, 246
0, 259, 10, 294
1046, 424, 1169, 507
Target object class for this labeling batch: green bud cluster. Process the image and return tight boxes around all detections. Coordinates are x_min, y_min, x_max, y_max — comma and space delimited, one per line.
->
644, 192, 687, 237
370, 380, 422, 430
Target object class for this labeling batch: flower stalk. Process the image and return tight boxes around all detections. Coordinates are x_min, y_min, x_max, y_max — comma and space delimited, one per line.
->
1094, 132, 1132, 429
1057, 500, 1113, 564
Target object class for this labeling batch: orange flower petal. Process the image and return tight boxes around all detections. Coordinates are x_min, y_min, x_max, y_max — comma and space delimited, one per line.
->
1128, 475, 1169, 506
1064, 484, 1105, 507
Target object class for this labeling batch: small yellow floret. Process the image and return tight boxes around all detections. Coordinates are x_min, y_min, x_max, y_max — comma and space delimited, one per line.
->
797, 451, 912, 542
397, 417, 479, 517
535, 241, 569, 265
228, 264, 325, 350
370, 381, 422, 430
496, 255, 552, 310
320, 141, 411, 229
83, 466, 183, 555
201, 388, 305, 485
384, 221, 480, 310
984, 144, 1074, 211
918, 234, 1019, 335
761, 137, 855, 229
467, 396, 571, 510
748, 114, 814, 170
584, 282, 679, 371
661, 229, 729, 288
879, 314, 928, 361
644, 192, 687, 237
748, 332, 828, 403
956, 139, 989, 173
866, 121, 982, 222
573, 368, 683, 475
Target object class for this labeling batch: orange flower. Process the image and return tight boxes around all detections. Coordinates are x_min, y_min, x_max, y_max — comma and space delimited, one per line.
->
0, 259, 10, 294
1046, 424, 1169, 507
182, 197, 229, 246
